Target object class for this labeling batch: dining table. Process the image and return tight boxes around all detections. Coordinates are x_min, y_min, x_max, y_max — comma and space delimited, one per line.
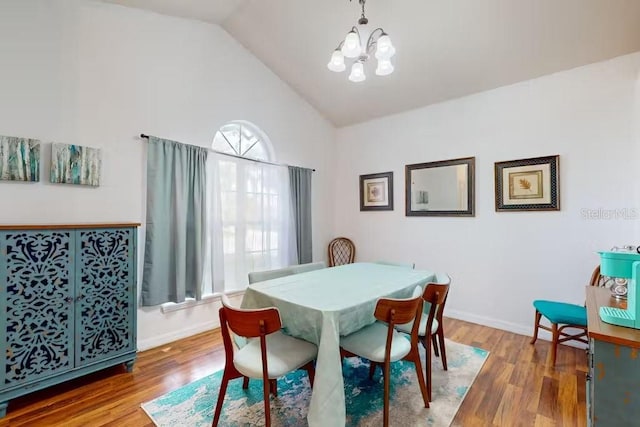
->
241, 262, 435, 427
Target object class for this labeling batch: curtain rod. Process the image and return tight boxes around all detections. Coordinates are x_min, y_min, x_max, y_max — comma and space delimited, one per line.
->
140, 134, 315, 172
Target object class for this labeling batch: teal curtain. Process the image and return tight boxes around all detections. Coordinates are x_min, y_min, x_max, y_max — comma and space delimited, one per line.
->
142, 136, 207, 306
288, 166, 313, 264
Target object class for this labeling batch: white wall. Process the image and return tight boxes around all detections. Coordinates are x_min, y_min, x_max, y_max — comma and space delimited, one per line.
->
335, 53, 640, 339
0, 0, 335, 350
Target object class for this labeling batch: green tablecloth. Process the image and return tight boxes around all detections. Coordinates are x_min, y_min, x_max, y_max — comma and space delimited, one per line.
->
241, 262, 435, 427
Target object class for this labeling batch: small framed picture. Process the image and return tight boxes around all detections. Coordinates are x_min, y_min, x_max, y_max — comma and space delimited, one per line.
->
360, 171, 393, 211
494, 155, 559, 211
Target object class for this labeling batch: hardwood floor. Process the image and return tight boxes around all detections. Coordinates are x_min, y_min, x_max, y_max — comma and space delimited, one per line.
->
2, 318, 587, 426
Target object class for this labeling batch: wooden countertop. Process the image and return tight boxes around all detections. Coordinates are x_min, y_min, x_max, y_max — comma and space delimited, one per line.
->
0, 223, 140, 230
586, 286, 640, 348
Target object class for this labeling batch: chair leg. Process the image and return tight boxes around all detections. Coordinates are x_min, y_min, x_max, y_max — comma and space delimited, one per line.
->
270, 379, 278, 397
551, 322, 559, 367
437, 329, 448, 371
212, 375, 230, 427
303, 361, 315, 387
242, 377, 249, 389
383, 359, 390, 427
432, 334, 440, 357
263, 377, 271, 427
530, 310, 542, 344
369, 362, 377, 380
423, 336, 433, 402
408, 348, 429, 408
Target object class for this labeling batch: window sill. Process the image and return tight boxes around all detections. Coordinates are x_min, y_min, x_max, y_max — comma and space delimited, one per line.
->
160, 290, 245, 314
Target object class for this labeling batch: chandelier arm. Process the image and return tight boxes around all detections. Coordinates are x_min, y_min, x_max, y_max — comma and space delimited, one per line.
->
365, 28, 386, 55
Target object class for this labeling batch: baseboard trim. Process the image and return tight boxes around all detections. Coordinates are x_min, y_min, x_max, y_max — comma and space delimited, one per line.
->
446, 309, 587, 349
137, 320, 220, 352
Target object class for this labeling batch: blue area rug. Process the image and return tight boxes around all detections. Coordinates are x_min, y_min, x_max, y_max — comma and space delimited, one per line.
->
141, 339, 488, 426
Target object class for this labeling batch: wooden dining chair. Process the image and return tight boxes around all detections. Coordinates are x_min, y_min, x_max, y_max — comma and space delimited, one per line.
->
396, 278, 450, 401
430, 273, 451, 371
530, 266, 604, 366
340, 295, 429, 427
248, 261, 327, 284
328, 237, 356, 267
212, 296, 318, 427
374, 261, 415, 269
396, 274, 451, 367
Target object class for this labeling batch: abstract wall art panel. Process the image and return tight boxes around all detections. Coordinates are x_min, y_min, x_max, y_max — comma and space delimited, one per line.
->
51, 143, 101, 186
0, 135, 41, 182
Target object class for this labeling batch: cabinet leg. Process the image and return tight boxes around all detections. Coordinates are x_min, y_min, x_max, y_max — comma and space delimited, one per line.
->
124, 360, 135, 373
0, 401, 7, 418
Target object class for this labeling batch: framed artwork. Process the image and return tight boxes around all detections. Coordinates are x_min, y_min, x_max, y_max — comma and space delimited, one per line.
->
50, 143, 101, 186
494, 155, 559, 211
360, 171, 393, 211
0, 135, 40, 182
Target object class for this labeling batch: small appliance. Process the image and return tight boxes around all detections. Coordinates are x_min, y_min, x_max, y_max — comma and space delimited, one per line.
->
599, 249, 640, 329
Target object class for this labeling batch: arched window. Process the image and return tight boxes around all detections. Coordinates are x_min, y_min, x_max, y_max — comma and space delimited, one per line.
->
212, 120, 274, 162
205, 121, 295, 295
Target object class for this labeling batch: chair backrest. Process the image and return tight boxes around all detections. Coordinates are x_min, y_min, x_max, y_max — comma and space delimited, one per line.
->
422, 282, 450, 331
374, 295, 423, 363
590, 265, 609, 287
248, 261, 327, 284
219, 298, 282, 379
428, 273, 451, 325
292, 261, 327, 274
220, 297, 282, 338
374, 261, 415, 269
374, 296, 423, 326
328, 237, 356, 267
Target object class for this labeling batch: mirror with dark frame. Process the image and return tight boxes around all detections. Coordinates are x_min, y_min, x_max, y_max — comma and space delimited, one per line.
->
405, 157, 475, 216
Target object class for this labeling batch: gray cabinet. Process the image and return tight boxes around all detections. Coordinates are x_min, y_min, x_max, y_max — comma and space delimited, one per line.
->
0, 224, 138, 418
586, 287, 640, 426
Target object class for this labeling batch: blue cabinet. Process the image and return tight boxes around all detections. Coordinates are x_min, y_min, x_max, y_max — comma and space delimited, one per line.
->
586, 287, 640, 426
0, 224, 138, 418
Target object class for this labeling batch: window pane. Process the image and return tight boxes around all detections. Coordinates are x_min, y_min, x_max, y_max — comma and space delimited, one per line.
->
223, 225, 235, 255
245, 251, 265, 275
245, 165, 262, 193
223, 254, 241, 291
213, 125, 240, 155
211, 122, 271, 162
219, 161, 237, 191
243, 139, 267, 161
246, 226, 264, 252
245, 194, 263, 222
221, 192, 237, 222
267, 194, 279, 219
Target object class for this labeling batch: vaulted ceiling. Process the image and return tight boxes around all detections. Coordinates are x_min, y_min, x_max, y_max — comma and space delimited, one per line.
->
102, 0, 640, 127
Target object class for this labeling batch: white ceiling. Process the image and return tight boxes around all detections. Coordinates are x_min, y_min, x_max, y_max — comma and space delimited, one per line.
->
101, 0, 640, 127
101, 0, 247, 24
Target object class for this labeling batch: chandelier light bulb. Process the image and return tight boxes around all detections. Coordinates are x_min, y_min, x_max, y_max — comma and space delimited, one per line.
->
375, 34, 395, 60
375, 58, 394, 76
341, 30, 362, 58
348, 61, 366, 82
327, 49, 346, 72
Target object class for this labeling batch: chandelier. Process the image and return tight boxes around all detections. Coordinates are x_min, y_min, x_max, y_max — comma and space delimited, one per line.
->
327, 0, 396, 82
